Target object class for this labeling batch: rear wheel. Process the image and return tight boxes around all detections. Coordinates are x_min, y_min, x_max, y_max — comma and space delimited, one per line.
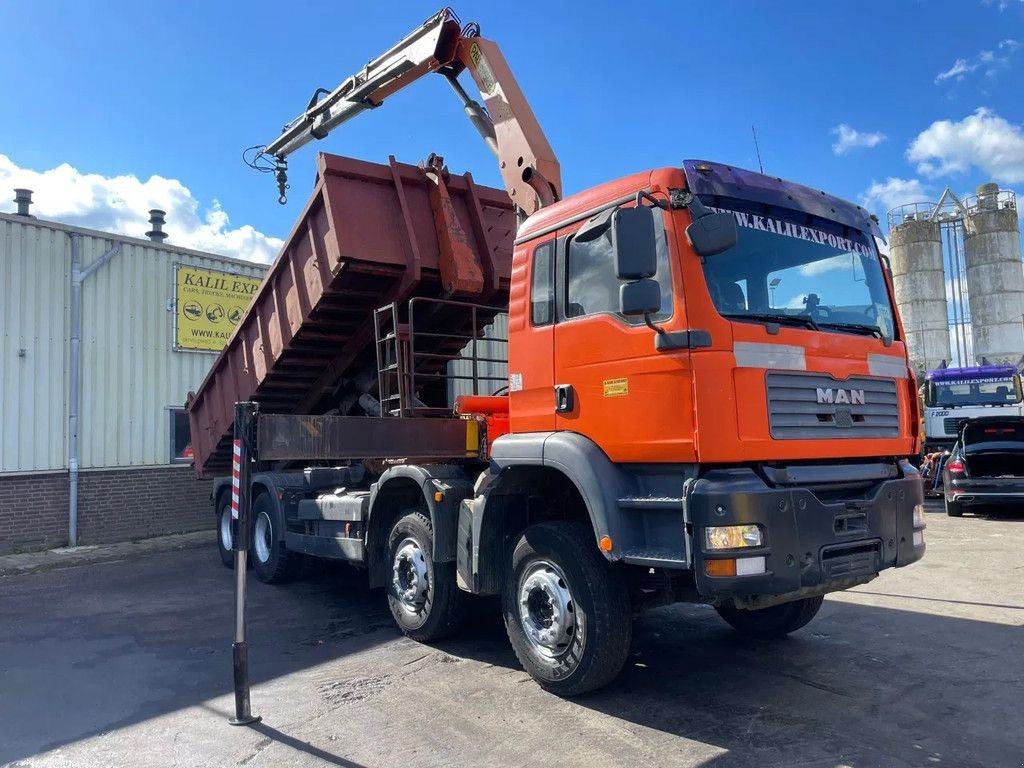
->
386, 510, 464, 642
503, 522, 631, 696
250, 493, 302, 583
216, 495, 234, 569
716, 595, 824, 639
945, 496, 964, 517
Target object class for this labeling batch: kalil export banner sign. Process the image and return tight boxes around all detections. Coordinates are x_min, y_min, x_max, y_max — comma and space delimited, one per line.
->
174, 265, 262, 352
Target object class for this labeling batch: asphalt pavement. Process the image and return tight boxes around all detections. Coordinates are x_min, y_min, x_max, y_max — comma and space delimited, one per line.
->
1, 501, 1021, 768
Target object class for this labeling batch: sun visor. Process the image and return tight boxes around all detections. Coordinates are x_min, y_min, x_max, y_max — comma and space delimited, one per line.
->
682, 160, 882, 239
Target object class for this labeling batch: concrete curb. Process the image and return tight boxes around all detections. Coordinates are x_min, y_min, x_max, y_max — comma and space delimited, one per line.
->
0, 530, 213, 577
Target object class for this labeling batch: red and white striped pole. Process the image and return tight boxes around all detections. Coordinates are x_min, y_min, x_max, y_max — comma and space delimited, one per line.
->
229, 401, 260, 726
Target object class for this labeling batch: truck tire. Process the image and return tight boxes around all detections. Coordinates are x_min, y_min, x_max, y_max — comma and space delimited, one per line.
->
945, 496, 964, 517
250, 493, 301, 583
386, 510, 464, 642
716, 595, 824, 639
503, 522, 631, 697
216, 494, 234, 569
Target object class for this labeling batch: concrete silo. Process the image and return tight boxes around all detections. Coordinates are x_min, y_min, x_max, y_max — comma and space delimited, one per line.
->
964, 184, 1023, 364
888, 213, 950, 374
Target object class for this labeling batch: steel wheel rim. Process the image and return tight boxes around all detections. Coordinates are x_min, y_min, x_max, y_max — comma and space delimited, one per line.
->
219, 508, 233, 551
392, 537, 429, 616
518, 559, 578, 660
254, 510, 272, 563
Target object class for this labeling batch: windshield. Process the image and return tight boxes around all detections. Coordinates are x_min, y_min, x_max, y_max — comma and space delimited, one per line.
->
699, 202, 895, 340
927, 376, 1023, 407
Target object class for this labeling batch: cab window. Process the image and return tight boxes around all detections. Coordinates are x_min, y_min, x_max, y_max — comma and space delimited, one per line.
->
530, 242, 555, 326
564, 209, 672, 322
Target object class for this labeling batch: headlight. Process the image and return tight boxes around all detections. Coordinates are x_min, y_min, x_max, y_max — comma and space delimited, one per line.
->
703, 524, 763, 550
912, 503, 925, 528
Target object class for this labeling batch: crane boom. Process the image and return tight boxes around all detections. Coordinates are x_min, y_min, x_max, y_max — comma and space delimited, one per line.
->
261, 7, 561, 216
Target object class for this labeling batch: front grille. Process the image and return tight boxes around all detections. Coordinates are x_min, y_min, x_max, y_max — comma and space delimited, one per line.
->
943, 416, 967, 436
767, 372, 900, 440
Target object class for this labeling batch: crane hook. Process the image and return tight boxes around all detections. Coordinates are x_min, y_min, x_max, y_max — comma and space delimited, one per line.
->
275, 157, 289, 205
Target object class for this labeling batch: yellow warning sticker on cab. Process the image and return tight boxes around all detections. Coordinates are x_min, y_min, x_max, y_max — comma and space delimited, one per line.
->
603, 378, 629, 397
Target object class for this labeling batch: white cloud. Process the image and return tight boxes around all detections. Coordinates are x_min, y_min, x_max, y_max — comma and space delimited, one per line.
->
799, 253, 855, 276
831, 124, 886, 155
935, 39, 1019, 83
984, 0, 1024, 11
0, 154, 282, 263
861, 177, 929, 213
935, 58, 976, 82
907, 108, 1024, 183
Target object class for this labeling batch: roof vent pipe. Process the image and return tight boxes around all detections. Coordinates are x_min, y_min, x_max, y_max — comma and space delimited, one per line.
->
146, 209, 168, 242
13, 188, 33, 217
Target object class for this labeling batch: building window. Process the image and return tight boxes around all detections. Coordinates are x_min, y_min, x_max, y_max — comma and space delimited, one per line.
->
170, 409, 193, 463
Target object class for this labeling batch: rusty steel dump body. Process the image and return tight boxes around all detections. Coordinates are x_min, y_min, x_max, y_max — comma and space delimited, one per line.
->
186, 152, 515, 478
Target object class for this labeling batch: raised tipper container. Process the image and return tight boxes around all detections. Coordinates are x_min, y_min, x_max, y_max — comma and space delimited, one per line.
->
186, 152, 515, 478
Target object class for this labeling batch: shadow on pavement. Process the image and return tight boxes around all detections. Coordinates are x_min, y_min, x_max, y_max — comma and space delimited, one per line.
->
0, 548, 395, 766
565, 599, 1023, 767
2, 540, 1022, 767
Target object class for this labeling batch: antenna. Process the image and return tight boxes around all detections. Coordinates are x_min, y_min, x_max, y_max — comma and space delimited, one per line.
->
751, 125, 764, 174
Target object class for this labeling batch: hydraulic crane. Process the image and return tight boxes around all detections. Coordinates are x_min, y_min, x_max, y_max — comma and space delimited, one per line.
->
256, 7, 560, 217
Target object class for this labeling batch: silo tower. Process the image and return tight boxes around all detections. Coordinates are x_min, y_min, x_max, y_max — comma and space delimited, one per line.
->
888, 205, 950, 374
964, 184, 1022, 364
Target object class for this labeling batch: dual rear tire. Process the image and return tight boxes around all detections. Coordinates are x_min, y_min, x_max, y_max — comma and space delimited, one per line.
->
250, 493, 303, 583
384, 515, 633, 697
385, 510, 465, 642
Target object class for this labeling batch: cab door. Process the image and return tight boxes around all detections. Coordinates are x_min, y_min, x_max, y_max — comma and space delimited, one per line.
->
508, 240, 556, 433
552, 212, 696, 464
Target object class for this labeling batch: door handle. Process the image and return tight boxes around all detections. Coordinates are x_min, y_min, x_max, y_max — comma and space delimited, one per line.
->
555, 384, 575, 413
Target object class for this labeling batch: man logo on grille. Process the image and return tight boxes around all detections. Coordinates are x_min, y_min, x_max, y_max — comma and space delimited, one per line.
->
817, 387, 865, 406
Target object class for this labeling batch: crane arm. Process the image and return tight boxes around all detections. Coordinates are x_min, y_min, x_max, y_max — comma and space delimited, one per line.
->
261, 8, 560, 215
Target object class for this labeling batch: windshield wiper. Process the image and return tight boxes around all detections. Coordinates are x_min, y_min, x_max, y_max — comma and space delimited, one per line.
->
723, 312, 820, 331
817, 321, 884, 339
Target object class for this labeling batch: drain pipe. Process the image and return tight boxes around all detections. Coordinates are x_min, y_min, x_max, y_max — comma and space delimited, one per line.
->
69, 234, 121, 547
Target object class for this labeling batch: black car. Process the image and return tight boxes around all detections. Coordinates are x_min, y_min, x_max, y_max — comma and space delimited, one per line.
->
942, 416, 1024, 517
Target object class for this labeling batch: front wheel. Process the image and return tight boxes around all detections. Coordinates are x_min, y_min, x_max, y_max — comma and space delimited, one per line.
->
503, 522, 631, 697
386, 510, 464, 642
716, 595, 824, 639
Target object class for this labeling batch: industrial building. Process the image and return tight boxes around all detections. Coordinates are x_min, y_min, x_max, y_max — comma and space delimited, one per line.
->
888, 183, 1022, 374
0, 192, 266, 553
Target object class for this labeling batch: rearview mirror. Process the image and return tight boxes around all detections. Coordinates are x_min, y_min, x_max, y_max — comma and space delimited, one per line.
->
619, 278, 661, 317
612, 206, 657, 280
686, 211, 738, 257
575, 204, 658, 279
682, 193, 738, 257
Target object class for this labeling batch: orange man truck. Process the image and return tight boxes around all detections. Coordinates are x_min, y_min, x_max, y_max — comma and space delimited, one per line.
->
188, 8, 925, 695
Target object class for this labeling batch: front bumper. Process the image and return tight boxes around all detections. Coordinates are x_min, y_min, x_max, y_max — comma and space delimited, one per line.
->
689, 465, 925, 606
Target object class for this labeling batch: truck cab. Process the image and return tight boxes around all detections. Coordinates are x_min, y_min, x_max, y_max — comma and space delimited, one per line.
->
500, 159, 924, 606
922, 364, 1024, 452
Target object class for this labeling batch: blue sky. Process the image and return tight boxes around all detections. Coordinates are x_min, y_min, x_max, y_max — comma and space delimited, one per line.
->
0, 0, 1022, 261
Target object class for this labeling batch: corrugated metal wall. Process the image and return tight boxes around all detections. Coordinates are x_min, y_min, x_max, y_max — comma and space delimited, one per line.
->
0, 214, 266, 473
448, 313, 509, 401
0, 218, 70, 472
